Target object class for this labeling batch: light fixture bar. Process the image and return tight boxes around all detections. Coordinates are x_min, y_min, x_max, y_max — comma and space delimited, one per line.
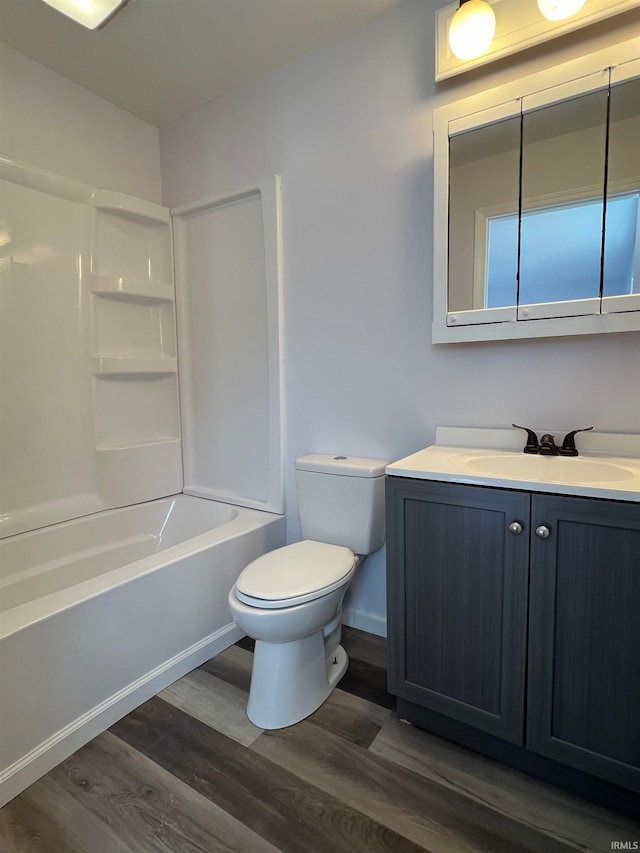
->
41, 0, 129, 30
436, 0, 639, 81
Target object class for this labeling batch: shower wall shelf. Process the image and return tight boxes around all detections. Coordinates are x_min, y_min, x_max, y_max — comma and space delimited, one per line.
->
87, 187, 180, 459
91, 356, 178, 375
89, 273, 174, 303
89, 190, 171, 227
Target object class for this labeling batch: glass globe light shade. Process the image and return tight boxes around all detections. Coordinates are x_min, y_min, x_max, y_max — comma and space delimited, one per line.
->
536, 0, 586, 21
41, 0, 128, 29
448, 0, 497, 61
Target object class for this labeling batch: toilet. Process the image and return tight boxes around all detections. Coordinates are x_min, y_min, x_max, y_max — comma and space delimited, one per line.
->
228, 453, 387, 729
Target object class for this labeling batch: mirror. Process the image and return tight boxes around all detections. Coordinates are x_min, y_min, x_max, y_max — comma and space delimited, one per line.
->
433, 41, 640, 342
448, 115, 520, 315
603, 76, 640, 306
518, 88, 608, 318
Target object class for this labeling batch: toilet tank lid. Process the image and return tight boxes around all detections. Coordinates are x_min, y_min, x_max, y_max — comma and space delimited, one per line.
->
295, 454, 387, 478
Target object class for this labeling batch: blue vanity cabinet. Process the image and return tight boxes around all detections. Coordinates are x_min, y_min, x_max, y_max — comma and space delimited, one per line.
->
527, 493, 640, 793
386, 476, 640, 807
385, 477, 530, 744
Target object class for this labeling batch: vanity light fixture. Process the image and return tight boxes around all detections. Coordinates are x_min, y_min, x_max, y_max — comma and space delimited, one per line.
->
436, 0, 638, 81
537, 0, 586, 21
41, 0, 129, 30
448, 0, 497, 60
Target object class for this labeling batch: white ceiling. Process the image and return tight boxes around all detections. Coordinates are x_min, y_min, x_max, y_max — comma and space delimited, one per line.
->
0, 0, 406, 127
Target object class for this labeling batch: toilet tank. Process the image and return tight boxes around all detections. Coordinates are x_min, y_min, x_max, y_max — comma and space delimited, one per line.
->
295, 454, 388, 554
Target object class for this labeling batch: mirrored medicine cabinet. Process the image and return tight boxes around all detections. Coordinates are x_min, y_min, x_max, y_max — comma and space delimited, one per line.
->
432, 40, 640, 343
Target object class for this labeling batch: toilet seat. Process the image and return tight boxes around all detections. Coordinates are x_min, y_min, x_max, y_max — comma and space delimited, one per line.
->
235, 540, 356, 610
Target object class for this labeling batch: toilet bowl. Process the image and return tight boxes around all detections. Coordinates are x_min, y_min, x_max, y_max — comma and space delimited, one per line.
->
229, 453, 387, 729
228, 540, 358, 729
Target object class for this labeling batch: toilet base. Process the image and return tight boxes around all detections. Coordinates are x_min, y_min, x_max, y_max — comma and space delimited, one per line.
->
247, 632, 349, 729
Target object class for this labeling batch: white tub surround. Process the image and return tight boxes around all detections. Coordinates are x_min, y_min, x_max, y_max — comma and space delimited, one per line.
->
386, 427, 640, 501
0, 156, 182, 539
1, 159, 285, 538
0, 496, 285, 806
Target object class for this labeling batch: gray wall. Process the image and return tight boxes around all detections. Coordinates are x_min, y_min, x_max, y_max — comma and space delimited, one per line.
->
160, 0, 640, 633
0, 43, 161, 202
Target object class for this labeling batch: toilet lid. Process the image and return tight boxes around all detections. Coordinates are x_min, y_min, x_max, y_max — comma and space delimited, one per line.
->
236, 540, 355, 605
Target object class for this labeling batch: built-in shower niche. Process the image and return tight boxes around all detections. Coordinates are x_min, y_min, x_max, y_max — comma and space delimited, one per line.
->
91, 282, 177, 360
92, 367, 182, 505
92, 374, 180, 449
90, 199, 172, 283
88, 195, 181, 465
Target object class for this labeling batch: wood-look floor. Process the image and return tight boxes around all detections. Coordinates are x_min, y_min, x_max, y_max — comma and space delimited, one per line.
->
1, 627, 639, 852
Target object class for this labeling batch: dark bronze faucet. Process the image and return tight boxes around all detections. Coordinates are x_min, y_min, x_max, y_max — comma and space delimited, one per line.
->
512, 425, 593, 456
512, 424, 540, 453
559, 427, 594, 456
539, 434, 559, 455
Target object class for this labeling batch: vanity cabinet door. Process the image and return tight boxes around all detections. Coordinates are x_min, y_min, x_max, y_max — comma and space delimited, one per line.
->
527, 494, 640, 792
386, 478, 530, 744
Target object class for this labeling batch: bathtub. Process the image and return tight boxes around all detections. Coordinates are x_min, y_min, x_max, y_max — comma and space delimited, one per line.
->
0, 495, 285, 805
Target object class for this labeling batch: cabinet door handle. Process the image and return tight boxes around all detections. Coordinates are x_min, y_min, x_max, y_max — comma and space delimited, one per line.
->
535, 525, 551, 539
508, 521, 523, 535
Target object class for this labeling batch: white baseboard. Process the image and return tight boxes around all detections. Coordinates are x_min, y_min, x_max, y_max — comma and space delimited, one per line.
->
343, 607, 387, 638
0, 622, 243, 807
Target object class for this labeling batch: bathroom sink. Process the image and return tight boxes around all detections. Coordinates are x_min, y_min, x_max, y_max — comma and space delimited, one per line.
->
464, 454, 636, 484
385, 427, 640, 501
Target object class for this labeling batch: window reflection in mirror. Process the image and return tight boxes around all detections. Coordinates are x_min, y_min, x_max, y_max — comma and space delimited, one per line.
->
604, 77, 640, 300
448, 115, 520, 313
519, 89, 608, 310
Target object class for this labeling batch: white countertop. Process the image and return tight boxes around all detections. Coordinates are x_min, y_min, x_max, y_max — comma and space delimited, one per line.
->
386, 428, 640, 503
